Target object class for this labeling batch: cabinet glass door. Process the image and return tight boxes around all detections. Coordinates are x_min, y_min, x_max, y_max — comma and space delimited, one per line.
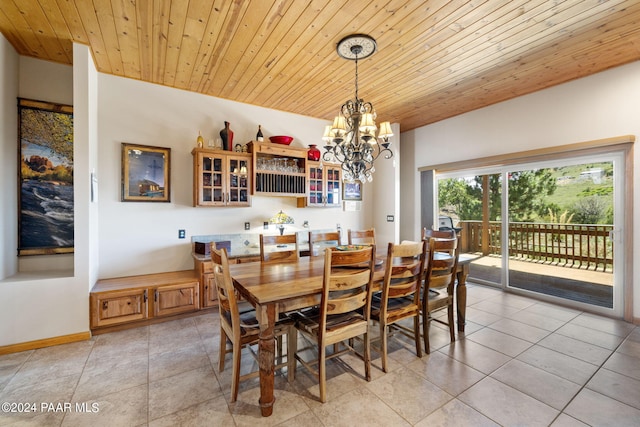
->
325, 166, 341, 206
228, 157, 250, 205
201, 156, 213, 202
308, 165, 324, 205
210, 157, 224, 203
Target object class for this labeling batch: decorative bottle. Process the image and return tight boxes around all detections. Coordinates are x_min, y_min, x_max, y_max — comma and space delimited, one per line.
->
196, 131, 204, 148
256, 125, 264, 142
219, 121, 234, 151
307, 144, 321, 161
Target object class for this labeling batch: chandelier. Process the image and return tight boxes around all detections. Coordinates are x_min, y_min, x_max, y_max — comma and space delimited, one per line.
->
322, 34, 393, 182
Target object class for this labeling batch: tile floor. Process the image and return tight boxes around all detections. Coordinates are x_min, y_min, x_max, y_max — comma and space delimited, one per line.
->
1, 283, 639, 426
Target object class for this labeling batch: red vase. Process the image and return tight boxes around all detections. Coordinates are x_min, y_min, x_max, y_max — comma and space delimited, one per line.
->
220, 121, 234, 151
307, 144, 321, 161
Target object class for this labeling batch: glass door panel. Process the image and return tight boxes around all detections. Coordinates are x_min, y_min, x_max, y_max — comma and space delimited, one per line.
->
211, 157, 224, 203
506, 160, 615, 309
438, 173, 503, 287
227, 158, 250, 205
308, 165, 323, 205
434, 151, 625, 317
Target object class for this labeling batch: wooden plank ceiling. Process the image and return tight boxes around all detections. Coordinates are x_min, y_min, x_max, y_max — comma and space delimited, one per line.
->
1, 0, 640, 131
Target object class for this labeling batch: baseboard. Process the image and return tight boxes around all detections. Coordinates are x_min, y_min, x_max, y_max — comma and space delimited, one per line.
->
0, 332, 91, 355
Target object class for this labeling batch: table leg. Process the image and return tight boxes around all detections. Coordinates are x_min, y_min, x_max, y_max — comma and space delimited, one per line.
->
255, 304, 276, 417
456, 264, 469, 332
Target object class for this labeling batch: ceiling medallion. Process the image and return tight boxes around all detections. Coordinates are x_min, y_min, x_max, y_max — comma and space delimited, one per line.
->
336, 34, 377, 60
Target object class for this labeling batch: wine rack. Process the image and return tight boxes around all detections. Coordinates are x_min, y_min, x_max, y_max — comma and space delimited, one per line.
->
247, 141, 308, 197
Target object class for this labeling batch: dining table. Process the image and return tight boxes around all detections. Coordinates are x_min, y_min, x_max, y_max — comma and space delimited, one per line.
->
229, 251, 475, 416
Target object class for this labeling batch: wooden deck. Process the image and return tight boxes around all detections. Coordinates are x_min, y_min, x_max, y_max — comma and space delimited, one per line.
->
465, 253, 613, 308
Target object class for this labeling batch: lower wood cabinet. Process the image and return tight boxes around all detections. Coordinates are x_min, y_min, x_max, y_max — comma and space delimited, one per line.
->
90, 270, 201, 332
194, 257, 217, 308
91, 288, 148, 328
153, 282, 199, 317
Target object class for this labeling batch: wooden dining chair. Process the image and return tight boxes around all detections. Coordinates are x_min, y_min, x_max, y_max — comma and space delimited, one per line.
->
211, 246, 297, 402
422, 227, 456, 241
347, 228, 376, 246
422, 236, 459, 354
308, 230, 341, 257
259, 233, 300, 263
293, 246, 375, 403
370, 240, 427, 372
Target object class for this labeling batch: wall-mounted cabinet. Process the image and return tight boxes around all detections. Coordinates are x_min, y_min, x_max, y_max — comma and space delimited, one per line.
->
248, 141, 307, 197
192, 148, 251, 207
298, 161, 342, 207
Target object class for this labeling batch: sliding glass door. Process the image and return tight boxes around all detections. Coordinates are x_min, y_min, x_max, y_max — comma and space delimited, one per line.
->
436, 152, 625, 316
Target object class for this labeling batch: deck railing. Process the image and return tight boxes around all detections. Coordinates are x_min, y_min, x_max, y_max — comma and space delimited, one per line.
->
461, 220, 613, 272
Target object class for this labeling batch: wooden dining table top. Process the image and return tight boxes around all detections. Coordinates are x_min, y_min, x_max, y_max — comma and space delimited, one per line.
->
228, 251, 463, 307
228, 256, 387, 307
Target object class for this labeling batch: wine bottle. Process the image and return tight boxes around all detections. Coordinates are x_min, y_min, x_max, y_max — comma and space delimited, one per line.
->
256, 125, 264, 142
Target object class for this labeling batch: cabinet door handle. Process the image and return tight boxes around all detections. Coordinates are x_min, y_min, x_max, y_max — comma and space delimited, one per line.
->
154, 290, 158, 302
102, 301, 108, 310
144, 290, 148, 302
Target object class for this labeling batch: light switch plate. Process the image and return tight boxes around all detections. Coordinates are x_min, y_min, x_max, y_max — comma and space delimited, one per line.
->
386, 215, 394, 222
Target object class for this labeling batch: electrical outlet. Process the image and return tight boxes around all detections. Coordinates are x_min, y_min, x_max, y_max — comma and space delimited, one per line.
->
386, 215, 394, 222
263, 222, 269, 230
244, 222, 250, 230
178, 229, 186, 239
336, 223, 341, 229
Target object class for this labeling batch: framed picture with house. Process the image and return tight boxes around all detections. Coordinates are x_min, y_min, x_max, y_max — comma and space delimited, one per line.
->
121, 143, 171, 202
343, 180, 363, 201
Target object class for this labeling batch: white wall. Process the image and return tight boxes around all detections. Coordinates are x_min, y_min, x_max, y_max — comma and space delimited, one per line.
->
19, 56, 73, 106
401, 60, 640, 320
73, 43, 100, 291
371, 122, 401, 249
0, 43, 92, 347
96, 74, 368, 278
0, 33, 18, 279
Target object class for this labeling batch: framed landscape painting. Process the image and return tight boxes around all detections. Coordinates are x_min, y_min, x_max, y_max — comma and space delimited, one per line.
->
343, 180, 363, 201
121, 143, 171, 202
18, 98, 74, 256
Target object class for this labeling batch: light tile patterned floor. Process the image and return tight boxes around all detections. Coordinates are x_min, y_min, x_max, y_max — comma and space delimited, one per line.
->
1, 283, 639, 426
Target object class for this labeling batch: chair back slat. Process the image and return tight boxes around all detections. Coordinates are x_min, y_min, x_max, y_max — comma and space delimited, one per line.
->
347, 228, 376, 246
308, 230, 341, 257
260, 233, 300, 263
